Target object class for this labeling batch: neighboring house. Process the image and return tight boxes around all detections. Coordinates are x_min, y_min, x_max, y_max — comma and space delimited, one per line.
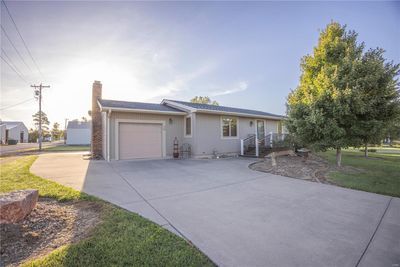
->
0, 121, 28, 143
90, 81, 285, 161
66, 120, 91, 145
0, 123, 6, 144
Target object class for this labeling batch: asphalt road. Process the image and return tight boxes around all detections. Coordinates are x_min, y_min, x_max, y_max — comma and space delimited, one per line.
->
0, 140, 64, 156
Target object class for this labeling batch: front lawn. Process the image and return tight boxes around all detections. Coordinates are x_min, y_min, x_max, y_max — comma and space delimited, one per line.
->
0, 156, 214, 266
43, 145, 90, 152
319, 148, 400, 197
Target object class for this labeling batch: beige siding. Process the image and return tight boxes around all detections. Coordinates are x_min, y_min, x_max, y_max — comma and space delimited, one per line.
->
265, 120, 279, 134
194, 113, 281, 157
109, 112, 184, 160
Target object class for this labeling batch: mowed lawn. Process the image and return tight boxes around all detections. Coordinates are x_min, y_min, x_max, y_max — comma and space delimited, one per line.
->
0, 156, 214, 267
320, 147, 400, 197
43, 145, 90, 152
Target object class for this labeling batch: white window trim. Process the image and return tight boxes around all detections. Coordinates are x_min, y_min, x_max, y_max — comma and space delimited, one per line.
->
184, 114, 192, 138
114, 119, 166, 160
220, 116, 239, 139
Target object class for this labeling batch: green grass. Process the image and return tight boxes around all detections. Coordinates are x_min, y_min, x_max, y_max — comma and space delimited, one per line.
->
43, 145, 90, 152
319, 148, 400, 197
0, 156, 214, 267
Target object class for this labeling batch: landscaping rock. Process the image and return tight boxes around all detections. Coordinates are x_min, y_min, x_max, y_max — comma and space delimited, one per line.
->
0, 190, 39, 224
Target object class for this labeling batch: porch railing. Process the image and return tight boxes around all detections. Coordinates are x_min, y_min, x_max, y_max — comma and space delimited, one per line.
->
240, 134, 256, 156
264, 132, 291, 149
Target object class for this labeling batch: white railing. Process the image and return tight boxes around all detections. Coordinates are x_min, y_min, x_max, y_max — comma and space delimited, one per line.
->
240, 134, 256, 156
264, 132, 290, 148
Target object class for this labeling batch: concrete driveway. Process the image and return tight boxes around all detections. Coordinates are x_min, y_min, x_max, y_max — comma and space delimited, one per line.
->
31, 153, 400, 267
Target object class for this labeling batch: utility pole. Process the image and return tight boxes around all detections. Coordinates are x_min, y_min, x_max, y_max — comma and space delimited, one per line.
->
31, 83, 50, 151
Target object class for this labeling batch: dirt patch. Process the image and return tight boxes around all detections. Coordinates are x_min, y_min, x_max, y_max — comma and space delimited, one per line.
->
249, 154, 362, 184
0, 198, 103, 266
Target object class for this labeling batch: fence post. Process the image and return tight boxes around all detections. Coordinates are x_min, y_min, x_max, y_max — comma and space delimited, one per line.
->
240, 139, 244, 156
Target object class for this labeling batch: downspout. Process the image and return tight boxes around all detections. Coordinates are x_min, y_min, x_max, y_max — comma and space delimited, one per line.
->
107, 110, 111, 162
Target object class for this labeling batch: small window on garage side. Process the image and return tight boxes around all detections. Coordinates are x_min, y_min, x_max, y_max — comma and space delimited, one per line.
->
185, 116, 191, 137
221, 117, 238, 138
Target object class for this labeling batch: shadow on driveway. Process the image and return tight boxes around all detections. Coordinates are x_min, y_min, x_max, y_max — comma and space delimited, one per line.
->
31, 153, 400, 267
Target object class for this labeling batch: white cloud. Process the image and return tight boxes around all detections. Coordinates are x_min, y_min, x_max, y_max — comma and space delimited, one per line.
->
211, 81, 248, 96
150, 62, 218, 99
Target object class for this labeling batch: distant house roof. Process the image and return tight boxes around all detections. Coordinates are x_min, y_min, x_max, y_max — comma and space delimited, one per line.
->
98, 99, 186, 114
0, 121, 27, 130
67, 120, 91, 129
163, 100, 284, 119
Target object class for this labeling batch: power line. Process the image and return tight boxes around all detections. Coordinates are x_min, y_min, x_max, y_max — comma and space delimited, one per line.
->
1, 48, 26, 79
1, 25, 33, 74
0, 54, 28, 83
1, 0, 44, 80
0, 98, 34, 111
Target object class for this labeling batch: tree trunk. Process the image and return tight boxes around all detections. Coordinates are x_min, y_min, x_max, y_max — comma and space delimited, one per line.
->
336, 147, 342, 167
364, 143, 368, 158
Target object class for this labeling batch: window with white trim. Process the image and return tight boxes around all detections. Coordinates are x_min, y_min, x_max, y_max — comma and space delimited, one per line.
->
185, 116, 191, 137
221, 117, 237, 138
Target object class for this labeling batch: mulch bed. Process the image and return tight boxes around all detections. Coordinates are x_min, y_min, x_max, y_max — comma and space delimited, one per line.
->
249, 153, 363, 184
0, 198, 103, 266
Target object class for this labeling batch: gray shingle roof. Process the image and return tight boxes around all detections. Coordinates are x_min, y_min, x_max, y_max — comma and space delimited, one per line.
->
0, 121, 26, 129
99, 99, 185, 113
166, 100, 284, 119
67, 121, 91, 129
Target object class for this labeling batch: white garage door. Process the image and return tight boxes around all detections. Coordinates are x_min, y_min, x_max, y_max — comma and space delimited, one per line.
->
119, 123, 162, 160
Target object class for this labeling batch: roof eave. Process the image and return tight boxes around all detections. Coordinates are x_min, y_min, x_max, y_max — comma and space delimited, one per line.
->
161, 100, 197, 112
99, 106, 187, 115
196, 109, 283, 120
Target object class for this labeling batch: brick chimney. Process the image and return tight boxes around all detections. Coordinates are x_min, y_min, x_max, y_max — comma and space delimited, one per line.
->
91, 80, 102, 158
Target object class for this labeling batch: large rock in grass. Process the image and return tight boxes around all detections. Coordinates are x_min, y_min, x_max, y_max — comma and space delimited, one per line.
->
0, 190, 39, 224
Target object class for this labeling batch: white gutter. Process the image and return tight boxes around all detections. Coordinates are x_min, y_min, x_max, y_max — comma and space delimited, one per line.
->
98, 105, 187, 115
107, 110, 111, 162
195, 109, 284, 120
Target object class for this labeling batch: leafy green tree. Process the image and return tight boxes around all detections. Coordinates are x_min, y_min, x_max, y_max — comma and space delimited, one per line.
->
286, 22, 400, 165
385, 116, 400, 146
28, 128, 38, 143
190, 96, 219, 106
350, 48, 400, 157
51, 122, 62, 140
32, 111, 50, 137
286, 22, 365, 167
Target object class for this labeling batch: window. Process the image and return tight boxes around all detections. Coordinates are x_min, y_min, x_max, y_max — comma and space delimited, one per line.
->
221, 117, 238, 138
185, 116, 191, 137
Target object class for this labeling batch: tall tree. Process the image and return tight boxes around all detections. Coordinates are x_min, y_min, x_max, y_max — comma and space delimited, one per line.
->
32, 111, 50, 136
28, 128, 38, 143
51, 122, 62, 140
286, 22, 365, 167
190, 96, 219, 106
350, 48, 400, 157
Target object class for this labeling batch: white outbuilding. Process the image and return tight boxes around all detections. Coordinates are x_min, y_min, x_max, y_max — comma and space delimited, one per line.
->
66, 120, 91, 145
0, 121, 29, 144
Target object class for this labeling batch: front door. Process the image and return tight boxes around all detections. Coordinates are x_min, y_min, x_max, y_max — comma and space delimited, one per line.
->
20, 132, 24, 143
257, 120, 265, 139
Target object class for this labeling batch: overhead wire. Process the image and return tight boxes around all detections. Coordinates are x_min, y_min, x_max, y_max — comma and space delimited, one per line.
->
1, 25, 34, 75
1, 0, 44, 80
0, 54, 28, 83
1, 47, 25, 79
0, 98, 35, 111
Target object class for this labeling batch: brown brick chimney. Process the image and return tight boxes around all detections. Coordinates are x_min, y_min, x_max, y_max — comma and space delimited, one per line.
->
91, 80, 102, 158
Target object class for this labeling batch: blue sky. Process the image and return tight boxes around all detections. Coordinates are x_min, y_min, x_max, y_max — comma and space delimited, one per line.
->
1, 1, 399, 128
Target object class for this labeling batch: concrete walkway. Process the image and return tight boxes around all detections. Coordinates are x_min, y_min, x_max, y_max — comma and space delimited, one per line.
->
31, 153, 400, 267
